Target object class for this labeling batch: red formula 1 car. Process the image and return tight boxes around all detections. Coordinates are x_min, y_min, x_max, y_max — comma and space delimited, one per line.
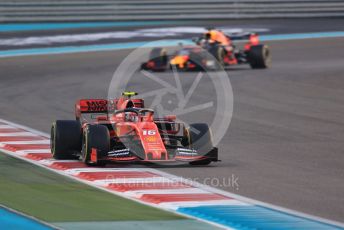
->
141, 28, 271, 71
50, 92, 218, 166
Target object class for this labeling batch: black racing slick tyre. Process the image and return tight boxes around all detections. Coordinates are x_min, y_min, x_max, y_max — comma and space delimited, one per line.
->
149, 47, 164, 59
189, 52, 205, 71
208, 45, 225, 70
141, 47, 168, 71
51, 120, 81, 160
82, 124, 110, 166
248, 44, 271, 69
216, 46, 225, 67
188, 123, 214, 166
150, 47, 168, 66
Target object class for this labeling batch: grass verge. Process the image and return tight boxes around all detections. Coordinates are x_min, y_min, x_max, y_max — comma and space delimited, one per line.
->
0, 153, 183, 222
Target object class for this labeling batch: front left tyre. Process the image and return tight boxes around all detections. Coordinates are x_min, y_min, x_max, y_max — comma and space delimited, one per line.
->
51, 120, 82, 160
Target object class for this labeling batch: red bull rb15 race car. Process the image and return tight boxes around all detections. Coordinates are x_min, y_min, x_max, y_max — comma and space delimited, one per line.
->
141, 28, 271, 71
51, 92, 218, 166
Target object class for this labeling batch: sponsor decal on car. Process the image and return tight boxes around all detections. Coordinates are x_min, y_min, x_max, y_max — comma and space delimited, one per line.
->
144, 136, 157, 142
108, 148, 130, 157
176, 148, 198, 156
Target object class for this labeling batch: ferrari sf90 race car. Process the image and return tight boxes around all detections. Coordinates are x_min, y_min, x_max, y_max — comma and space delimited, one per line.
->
50, 92, 218, 166
141, 28, 271, 71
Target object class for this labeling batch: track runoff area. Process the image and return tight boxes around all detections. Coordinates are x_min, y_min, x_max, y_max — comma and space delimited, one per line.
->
1, 117, 343, 230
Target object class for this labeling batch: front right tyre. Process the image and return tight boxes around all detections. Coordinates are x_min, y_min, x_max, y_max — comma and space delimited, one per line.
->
81, 124, 110, 166
187, 123, 214, 166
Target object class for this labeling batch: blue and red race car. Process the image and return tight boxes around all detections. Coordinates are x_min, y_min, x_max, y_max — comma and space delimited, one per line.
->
141, 28, 271, 71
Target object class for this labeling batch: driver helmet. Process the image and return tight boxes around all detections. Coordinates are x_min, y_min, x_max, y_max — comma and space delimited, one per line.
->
124, 112, 138, 122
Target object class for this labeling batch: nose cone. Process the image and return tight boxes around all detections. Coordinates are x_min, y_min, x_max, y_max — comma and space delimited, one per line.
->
146, 151, 168, 160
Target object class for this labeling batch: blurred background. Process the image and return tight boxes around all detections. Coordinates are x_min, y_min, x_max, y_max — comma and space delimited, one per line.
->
1, 0, 344, 22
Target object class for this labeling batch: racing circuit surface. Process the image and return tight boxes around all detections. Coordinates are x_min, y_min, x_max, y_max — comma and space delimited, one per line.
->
0, 20, 344, 223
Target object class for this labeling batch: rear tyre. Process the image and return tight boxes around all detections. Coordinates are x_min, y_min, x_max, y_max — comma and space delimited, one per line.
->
141, 48, 168, 71
208, 45, 225, 70
189, 52, 205, 71
151, 47, 168, 66
82, 124, 109, 166
248, 44, 271, 69
51, 120, 81, 160
217, 46, 225, 67
149, 47, 165, 59
188, 123, 214, 166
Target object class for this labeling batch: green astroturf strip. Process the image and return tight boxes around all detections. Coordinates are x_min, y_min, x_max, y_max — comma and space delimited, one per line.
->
0, 153, 183, 222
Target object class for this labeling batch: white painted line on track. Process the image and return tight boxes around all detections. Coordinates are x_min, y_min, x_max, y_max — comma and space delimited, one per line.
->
0, 125, 15, 129
0, 27, 269, 47
0, 140, 49, 144
65, 167, 150, 175
15, 149, 51, 154
0, 119, 49, 138
160, 200, 250, 210
125, 188, 211, 198
39, 159, 79, 165
1, 31, 344, 59
92, 177, 175, 186
0, 132, 38, 137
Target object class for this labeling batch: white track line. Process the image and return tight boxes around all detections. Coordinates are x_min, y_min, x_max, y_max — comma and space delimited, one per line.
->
125, 188, 211, 198
0, 132, 38, 137
92, 177, 175, 186
0, 27, 269, 47
0, 119, 49, 138
161, 200, 249, 210
39, 159, 79, 165
65, 167, 149, 175
0, 140, 49, 144
15, 149, 51, 155
0, 125, 15, 129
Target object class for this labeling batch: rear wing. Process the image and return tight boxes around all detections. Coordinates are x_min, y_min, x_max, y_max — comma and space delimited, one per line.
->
225, 32, 259, 43
226, 32, 251, 40
75, 99, 145, 120
75, 99, 109, 120
226, 32, 260, 48
192, 32, 260, 46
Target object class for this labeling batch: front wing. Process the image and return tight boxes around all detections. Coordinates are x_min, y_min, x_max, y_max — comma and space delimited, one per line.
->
90, 147, 218, 164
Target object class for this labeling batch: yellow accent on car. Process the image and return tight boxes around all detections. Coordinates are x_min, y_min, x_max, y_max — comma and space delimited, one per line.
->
170, 56, 187, 68
122, 91, 138, 97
